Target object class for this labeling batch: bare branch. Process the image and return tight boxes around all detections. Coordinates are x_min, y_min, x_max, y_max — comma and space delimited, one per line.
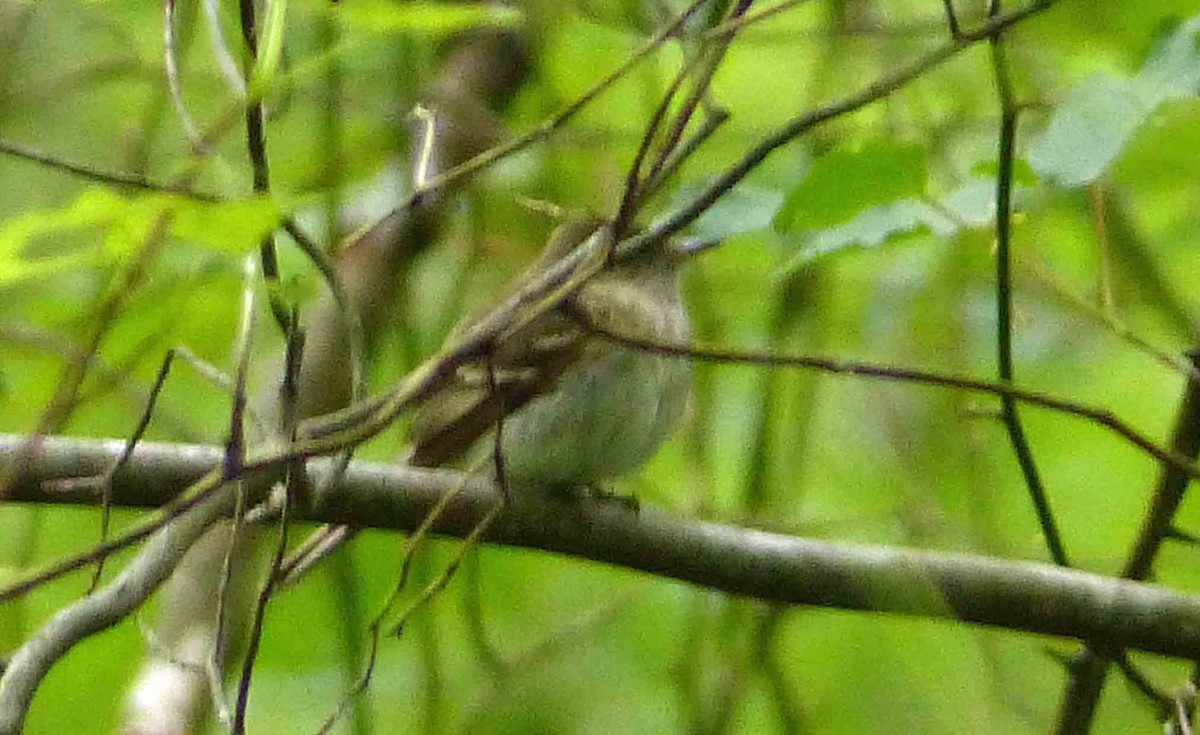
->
7, 436, 1200, 664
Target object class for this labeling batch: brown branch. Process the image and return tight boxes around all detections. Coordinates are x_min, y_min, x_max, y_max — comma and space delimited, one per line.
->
576, 318, 1200, 482
6, 435, 1200, 664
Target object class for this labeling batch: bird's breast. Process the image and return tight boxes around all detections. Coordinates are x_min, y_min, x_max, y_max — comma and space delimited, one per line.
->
498, 272, 691, 486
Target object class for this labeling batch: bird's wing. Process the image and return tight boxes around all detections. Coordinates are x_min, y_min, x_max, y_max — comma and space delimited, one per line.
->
408, 215, 607, 468
406, 308, 586, 468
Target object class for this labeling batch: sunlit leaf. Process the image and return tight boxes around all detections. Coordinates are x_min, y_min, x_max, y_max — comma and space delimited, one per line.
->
969, 157, 1039, 186
0, 188, 127, 255
774, 140, 927, 233
1028, 13, 1200, 186
170, 196, 283, 255
0, 189, 166, 285
339, 0, 522, 35
0, 190, 282, 286
0, 250, 109, 285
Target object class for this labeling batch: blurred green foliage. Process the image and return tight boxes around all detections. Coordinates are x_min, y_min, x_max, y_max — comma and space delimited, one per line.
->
2, 0, 1200, 733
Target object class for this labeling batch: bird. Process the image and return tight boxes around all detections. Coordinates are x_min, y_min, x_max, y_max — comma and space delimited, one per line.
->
408, 214, 693, 493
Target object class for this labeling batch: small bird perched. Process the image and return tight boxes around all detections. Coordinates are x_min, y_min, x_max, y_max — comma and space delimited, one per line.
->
408, 215, 693, 491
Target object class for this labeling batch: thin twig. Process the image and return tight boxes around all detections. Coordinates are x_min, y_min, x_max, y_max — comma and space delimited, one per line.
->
1055, 348, 1200, 734
460, 550, 506, 677
314, 456, 491, 735
613, 50, 696, 241
574, 315, 1200, 482
349, 0, 711, 240
278, 218, 366, 497
941, 0, 962, 37
83, 348, 176, 592
203, 0, 246, 96
612, 0, 753, 238
0, 453, 235, 604
485, 354, 511, 504
211, 256, 262, 729
1113, 653, 1171, 715
411, 104, 438, 196
1014, 252, 1200, 386
988, 15, 1068, 565
0, 141, 363, 419
275, 523, 349, 586
639, 106, 730, 199
388, 503, 503, 640
1089, 183, 1116, 317
0, 212, 176, 500
0, 139, 215, 198
642, 0, 754, 195
628, 0, 1055, 256
232, 318, 305, 735
163, 0, 205, 150
702, 0, 815, 40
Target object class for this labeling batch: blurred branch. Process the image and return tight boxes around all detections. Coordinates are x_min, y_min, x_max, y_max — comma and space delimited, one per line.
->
231, 320, 304, 735
1103, 191, 1197, 342
616, 0, 752, 238
0, 213, 175, 500
1055, 348, 1200, 734
6, 304, 1192, 604
0, 460, 240, 734
1, 256, 266, 732
313, 454, 495, 735
0, 139, 213, 199
7, 435, 1200, 663
0, 323, 202, 441
1015, 252, 1200, 385
163, 0, 204, 150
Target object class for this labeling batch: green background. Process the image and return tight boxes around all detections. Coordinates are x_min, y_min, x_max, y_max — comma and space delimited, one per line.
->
3, 0, 1200, 732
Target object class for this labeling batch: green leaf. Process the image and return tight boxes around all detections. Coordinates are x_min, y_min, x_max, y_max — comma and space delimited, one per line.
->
1025, 74, 1153, 187
780, 200, 952, 272
339, 0, 522, 35
678, 183, 783, 241
170, 196, 283, 255
1136, 14, 1200, 100
0, 191, 281, 286
779, 179, 1001, 273
774, 141, 928, 233
969, 157, 1039, 186
0, 188, 126, 254
1028, 13, 1200, 187
0, 250, 109, 285
0, 189, 165, 286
